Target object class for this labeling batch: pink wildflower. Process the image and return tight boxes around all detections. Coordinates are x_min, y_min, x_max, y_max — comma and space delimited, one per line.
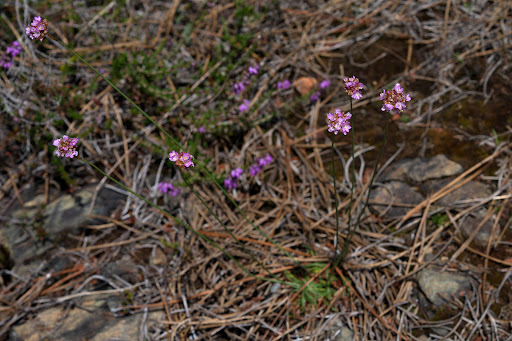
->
26, 16, 49, 42
248, 65, 259, 75
343, 76, 364, 100
248, 164, 261, 176
327, 109, 352, 135
169, 151, 194, 169
231, 168, 243, 179
157, 182, 179, 196
310, 91, 321, 103
239, 99, 250, 113
1, 55, 13, 69
224, 177, 238, 190
258, 154, 273, 167
6, 42, 21, 58
277, 80, 290, 90
320, 79, 330, 89
53, 135, 79, 158
233, 81, 245, 95
380, 83, 411, 113
198, 125, 206, 133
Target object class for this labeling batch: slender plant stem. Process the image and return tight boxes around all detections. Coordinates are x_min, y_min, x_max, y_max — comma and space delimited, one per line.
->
182, 174, 275, 278
338, 114, 390, 261
78, 157, 282, 284
53, 37, 302, 268
331, 137, 339, 257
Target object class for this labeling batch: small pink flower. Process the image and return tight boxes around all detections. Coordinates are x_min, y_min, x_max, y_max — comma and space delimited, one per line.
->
169, 151, 194, 169
248, 164, 261, 176
231, 168, 243, 179
53, 135, 79, 158
233, 81, 245, 95
343, 76, 364, 100
248, 65, 259, 75
310, 91, 321, 102
320, 79, 330, 89
157, 182, 179, 196
327, 109, 352, 135
380, 83, 411, 113
224, 177, 238, 190
26, 16, 49, 42
198, 125, 206, 133
239, 99, 250, 113
277, 80, 290, 90
6, 42, 21, 58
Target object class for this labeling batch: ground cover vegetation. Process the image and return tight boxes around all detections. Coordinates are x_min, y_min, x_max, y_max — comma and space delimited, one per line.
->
1, 0, 512, 339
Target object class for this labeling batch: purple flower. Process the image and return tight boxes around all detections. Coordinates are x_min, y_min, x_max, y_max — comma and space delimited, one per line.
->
26, 16, 49, 42
169, 151, 194, 169
224, 177, 238, 190
233, 81, 245, 95
380, 83, 411, 113
198, 125, 206, 133
248, 164, 261, 176
257, 154, 273, 167
310, 91, 321, 103
327, 109, 352, 135
343, 76, 364, 100
231, 168, 243, 179
1, 55, 13, 69
53, 135, 79, 158
320, 79, 330, 89
239, 99, 250, 113
6, 42, 21, 58
248, 65, 259, 75
277, 80, 290, 90
157, 182, 179, 196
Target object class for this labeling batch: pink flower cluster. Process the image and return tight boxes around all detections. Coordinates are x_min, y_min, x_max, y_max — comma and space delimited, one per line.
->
380, 83, 411, 113
248, 154, 273, 176
233, 64, 260, 95
277, 80, 290, 90
343, 76, 364, 100
1, 41, 21, 69
327, 109, 352, 135
224, 167, 243, 190
169, 151, 194, 169
26, 16, 49, 42
157, 182, 179, 196
53, 135, 79, 158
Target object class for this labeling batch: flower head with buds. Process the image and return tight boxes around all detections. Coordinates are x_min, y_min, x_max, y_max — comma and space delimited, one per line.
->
169, 151, 194, 169
320, 79, 330, 89
343, 76, 364, 100
327, 109, 352, 135
53, 135, 79, 158
26, 17, 49, 42
380, 83, 411, 113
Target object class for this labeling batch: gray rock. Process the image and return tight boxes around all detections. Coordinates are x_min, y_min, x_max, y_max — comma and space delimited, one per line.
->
10, 300, 141, 341
421, 179, 491, 206
0, 184, 126, 275
370, 181, 425, 218
459, 211, 500, 247
381, 155, 463, 183
417, 268, 473, 307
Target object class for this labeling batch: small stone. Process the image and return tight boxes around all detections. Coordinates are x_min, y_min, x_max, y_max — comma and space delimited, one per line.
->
370, 181, 424, 218
417, 268, 473, 307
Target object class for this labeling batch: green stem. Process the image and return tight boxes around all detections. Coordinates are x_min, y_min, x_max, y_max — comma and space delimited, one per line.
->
54, 38, 302, 268
78, 157, 282, 284
338, 114, 390, 262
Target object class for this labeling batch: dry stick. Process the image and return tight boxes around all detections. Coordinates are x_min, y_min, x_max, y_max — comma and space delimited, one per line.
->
482, 199, 508, 306
155, 281, 172, 341
400, 145, 508, 222
335, 268, 409, 340
110, 94, 131, 181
